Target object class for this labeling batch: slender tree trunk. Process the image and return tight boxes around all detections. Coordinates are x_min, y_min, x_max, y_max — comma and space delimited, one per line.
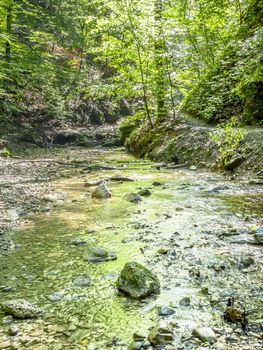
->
6, 2, 13, 62
154, 0, 167, 122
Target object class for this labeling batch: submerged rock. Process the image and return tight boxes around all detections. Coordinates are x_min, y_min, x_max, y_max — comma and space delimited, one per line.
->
73, 276, 91, 288
1, 299, 43, 319
192, 327, 217, 344
158, 306, 175, 316
124, 193, 142, 204
148, 319, 174, 346
83, 247, 117, 263
91, 184, 111, 199
117, 262, 160, 299
138, 189, 152, 197
109, 176, 134, 182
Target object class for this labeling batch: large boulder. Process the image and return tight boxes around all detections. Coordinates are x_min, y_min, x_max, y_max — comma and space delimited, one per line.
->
117, 262, 160, 299
91, 184, 111, 199
1, 299, 43, 319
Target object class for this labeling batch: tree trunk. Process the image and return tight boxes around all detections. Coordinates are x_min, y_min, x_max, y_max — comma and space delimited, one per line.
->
6, 2, 13, 62
154, 0, 167, 122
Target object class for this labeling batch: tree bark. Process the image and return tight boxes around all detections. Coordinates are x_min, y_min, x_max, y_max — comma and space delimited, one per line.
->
154, 0, 167, 122
5, 2, 13, 62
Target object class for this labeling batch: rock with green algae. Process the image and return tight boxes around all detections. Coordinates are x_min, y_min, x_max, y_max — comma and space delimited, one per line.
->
1, 299, 43, 319
83, 247, 117, 263
117, 262, 160, 299
91, 183, 111, 199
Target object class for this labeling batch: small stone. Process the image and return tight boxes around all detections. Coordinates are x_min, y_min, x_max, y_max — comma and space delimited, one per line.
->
148, 319, 174, 346
152, 181, 162, 186
73, 276, 91, 288
91, 183, 111, 199
158, 248, 169, 255
192, 327, 217, 344
133, 333, 146, 342
254, 228, 263, 244
1, 299, 43, 319
138, 189, 152, 197
190, 165, 197, 171
48, 292, 65, 301
158, 306, 175, 316
2, 316, 13, 325
0, 341, 11, 349
124, 193, 142, 204
179, 296, 191, 307
8, 325, 19, 336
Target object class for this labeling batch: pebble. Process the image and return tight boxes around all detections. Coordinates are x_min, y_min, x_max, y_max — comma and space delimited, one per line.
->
0, 341, 11, 349
8, 325, 19, 336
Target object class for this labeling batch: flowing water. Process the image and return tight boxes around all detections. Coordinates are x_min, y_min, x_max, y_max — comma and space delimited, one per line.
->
0, 148, 262, 349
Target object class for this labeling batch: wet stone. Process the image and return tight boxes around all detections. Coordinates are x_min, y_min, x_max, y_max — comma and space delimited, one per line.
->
91, 183, 111, 199
158, 306, 175, 316
8, 325, 19, 336
124, 193, 142, 204
117, 262, 160, 299
0, 299, 43, 319
48, 291, 65, 302
83, 247, 117, 263
0, 341, 11, 349
73, 276, 91, 287
148, 319, 174, 346
138, 189, 152, 197
192, 327, 217, 344
179, 296, 191, 307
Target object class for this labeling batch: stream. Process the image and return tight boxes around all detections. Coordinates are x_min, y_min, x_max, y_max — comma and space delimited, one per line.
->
0, 148, 262, 350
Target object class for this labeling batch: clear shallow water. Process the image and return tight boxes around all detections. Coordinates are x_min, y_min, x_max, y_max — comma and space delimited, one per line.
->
0, 148, 262, 347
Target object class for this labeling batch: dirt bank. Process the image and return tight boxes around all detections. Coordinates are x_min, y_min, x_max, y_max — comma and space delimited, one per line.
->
126, 117, 263, 178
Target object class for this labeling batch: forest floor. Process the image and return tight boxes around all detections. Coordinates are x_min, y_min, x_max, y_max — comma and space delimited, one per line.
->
0, 146, 262, 349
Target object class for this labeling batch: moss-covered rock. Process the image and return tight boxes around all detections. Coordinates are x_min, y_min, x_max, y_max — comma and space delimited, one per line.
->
117, 262, 160, 299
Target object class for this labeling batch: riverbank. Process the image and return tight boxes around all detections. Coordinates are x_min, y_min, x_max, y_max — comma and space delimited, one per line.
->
125, 116, 263, 178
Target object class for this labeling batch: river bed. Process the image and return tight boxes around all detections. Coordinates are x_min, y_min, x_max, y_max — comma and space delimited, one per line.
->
0, 148, 262, 350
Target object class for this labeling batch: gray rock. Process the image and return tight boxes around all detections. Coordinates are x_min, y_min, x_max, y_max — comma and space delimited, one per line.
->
179, 297, 191, 307
148, 319, 174, 346
8, 325, 19, 336
91, 184, 111, 199
138, 189, 152, 197
158, 306, 175, 316
1, 299, 43, 319
109, 176, 134, 182
83, 247, 117, 263
192, 327, 217, 344
73, 276, 91, 288
152, 182, 162, 186
117, 262, 160, 299
124, 193, 142, 204
70, 239, 87, 246
254, 228, 263, 244
48, 292, 65, 301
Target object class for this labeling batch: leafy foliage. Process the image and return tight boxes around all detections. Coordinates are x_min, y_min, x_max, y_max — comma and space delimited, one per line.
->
209, 117, 246, 166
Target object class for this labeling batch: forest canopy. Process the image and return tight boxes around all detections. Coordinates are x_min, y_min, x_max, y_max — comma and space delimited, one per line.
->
0, 0, 262, 129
